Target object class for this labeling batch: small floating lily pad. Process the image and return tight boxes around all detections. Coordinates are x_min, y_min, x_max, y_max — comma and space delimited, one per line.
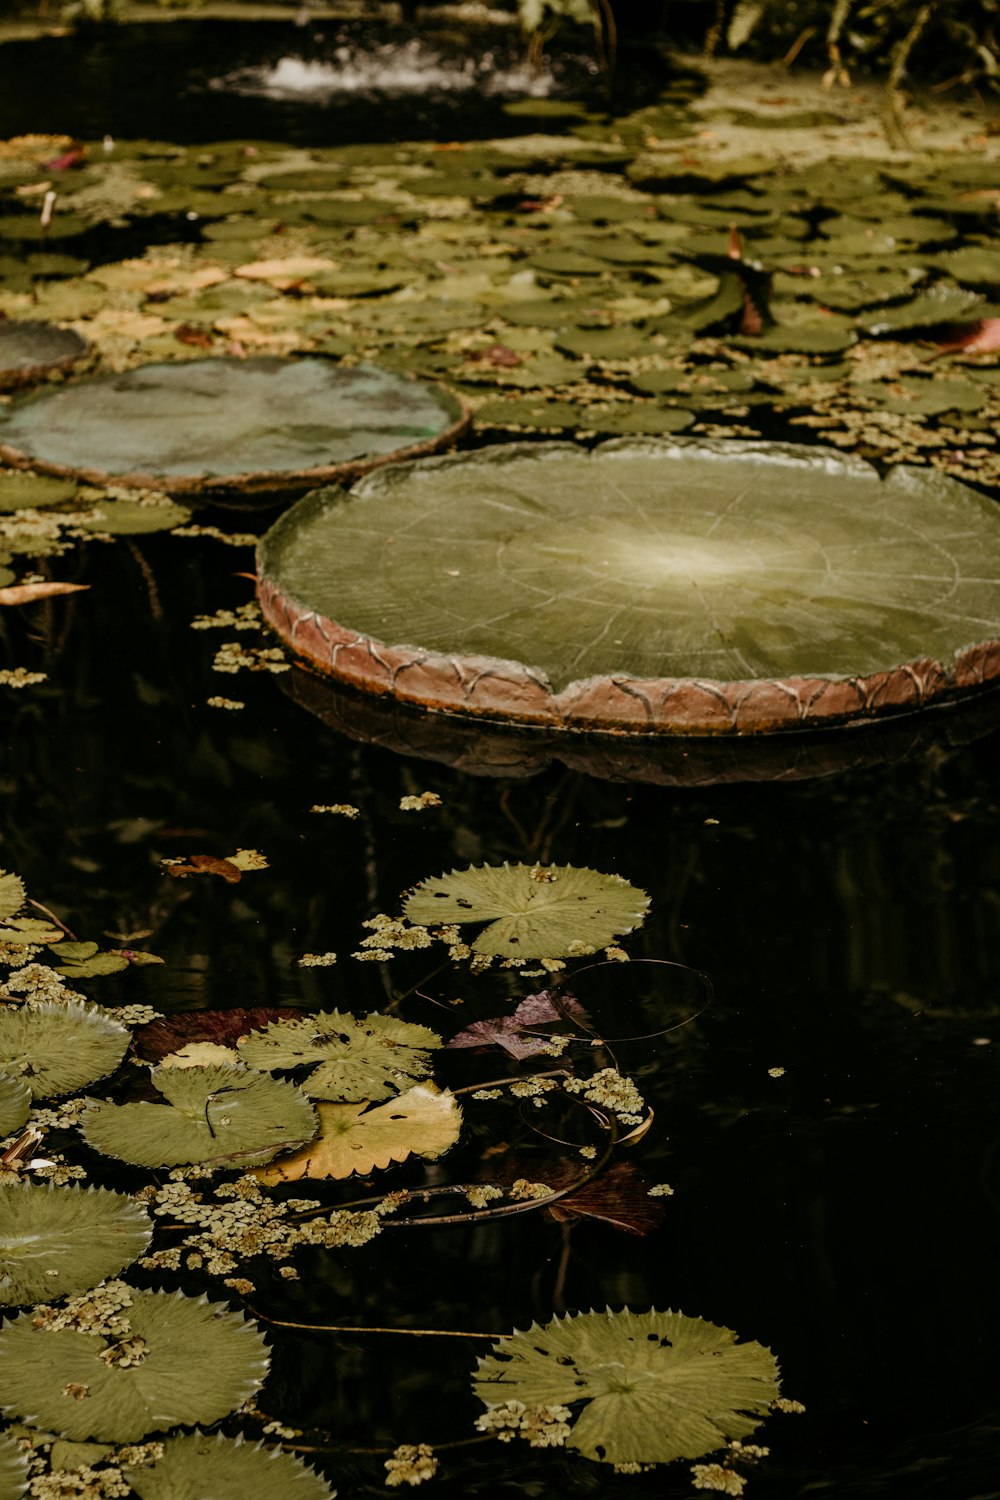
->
82, 1063, 318, 1168
0, 358, 468, 498
0, 1183, 152, 1306
0, 1290, 269, 1442
236, 1010, 441, 1102
257, 438, 1000, 735
473, 1307, 779, 1466
129, 1433, 335, 1500
404, 862, 649, 958
0, 320, 89, 393
0, 1002, 129, 1100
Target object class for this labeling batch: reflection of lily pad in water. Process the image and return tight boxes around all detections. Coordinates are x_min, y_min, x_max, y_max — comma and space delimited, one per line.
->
0, 358, 468, 498
258, 438, 1000, 735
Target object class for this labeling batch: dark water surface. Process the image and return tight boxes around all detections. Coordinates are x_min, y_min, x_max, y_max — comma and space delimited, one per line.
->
2, 515, 999, 1497
0, 17, 998, 1498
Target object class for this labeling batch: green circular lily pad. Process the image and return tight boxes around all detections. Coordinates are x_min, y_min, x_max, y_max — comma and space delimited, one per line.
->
0, 1289, 269, 1442
0, 358, 469, 499
0, 1068, 31, 1138
0, 320, 89, 394
258, 438, 1000, 736
83, 1063, 318, 1169
0, 1002, 129, 1100
0, 1433, 28, 1500
0, 1183, 152, 1306
129, 1433, 335, 1500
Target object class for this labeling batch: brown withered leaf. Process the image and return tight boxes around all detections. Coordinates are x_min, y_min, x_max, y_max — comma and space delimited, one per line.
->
253, 1084, 461, 1182
547, 1161, 668, 1236
135, 1007, 298, 1063
163, 854, 242, 883
0, 582, 90, 606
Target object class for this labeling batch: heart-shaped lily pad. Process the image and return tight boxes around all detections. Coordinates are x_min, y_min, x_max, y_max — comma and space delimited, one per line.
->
82, 1064, 317, 1168
254, 1084, 461, 1182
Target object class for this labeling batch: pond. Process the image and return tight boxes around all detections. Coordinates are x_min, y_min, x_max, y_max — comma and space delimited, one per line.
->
0, 12, 998, 1500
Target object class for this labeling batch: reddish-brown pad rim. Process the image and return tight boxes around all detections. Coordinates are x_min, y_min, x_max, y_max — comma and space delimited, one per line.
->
0, 319, 91, 395
255, 438, 1000, 736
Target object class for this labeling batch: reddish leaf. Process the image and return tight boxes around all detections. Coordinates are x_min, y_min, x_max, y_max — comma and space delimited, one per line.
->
448, 990, 585, 1059
0, 581, 89, 606
135, 1006, 300, 1063
44, 146, 86, 170
174, 323, 215, 349
467, 344, 521, 368
933, 317, 1000, 355
546, 1161, 668, 1236
163, 854, 243, 883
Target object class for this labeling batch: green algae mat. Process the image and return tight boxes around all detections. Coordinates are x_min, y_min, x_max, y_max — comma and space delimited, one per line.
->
258, 438, 1000, 735
0, 356, 467, 498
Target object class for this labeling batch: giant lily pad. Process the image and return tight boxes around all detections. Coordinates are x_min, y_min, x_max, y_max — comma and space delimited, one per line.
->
473, 1308, 779, 1466
0, 1290, 269, 1442
257, 438, 1000, 735
82, 1064, 318, 1168
235, 1010, 441, 1102
404, 862, 649, 958
129, 1433, 335, 1500
0, 1003, 129, 1100
0, 358, 469, 499
0, 1183, 152, 1306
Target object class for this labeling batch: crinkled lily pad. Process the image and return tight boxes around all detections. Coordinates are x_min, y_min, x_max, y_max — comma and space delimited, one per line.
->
254, 1083, 461, 1183
0, 358, 468, 499
0, 1183, 152, 1306
258, 437, 1000, 735
404, 862, 649, 958
0, 1002, 129, 1100
859, 283, 983, 335
236, 1009, 441, 1102
129, 1433, 335, 1500
473, 1308, 779, 1466
0, 1290, 269, 1442
82, 1064, 318, 1169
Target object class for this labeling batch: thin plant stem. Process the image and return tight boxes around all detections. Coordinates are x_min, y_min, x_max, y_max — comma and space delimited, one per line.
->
27, 899, 76, 940
246, 1311, 503, 1339
882, 2, 932, 147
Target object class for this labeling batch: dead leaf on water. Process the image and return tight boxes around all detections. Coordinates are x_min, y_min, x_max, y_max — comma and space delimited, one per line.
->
0, 582, 90, 606
253, 1083, 461, 1182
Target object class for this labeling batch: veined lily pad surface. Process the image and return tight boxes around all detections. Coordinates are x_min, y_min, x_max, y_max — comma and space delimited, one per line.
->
0, 1183, 152, 1307
258, 438, 1000, 735
0, 357, 468, 498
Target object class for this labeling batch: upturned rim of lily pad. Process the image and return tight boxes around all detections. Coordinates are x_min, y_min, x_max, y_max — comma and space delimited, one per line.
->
0, 356, 471, 500
257, 437, 1000, 737
0, 319, 91, 395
